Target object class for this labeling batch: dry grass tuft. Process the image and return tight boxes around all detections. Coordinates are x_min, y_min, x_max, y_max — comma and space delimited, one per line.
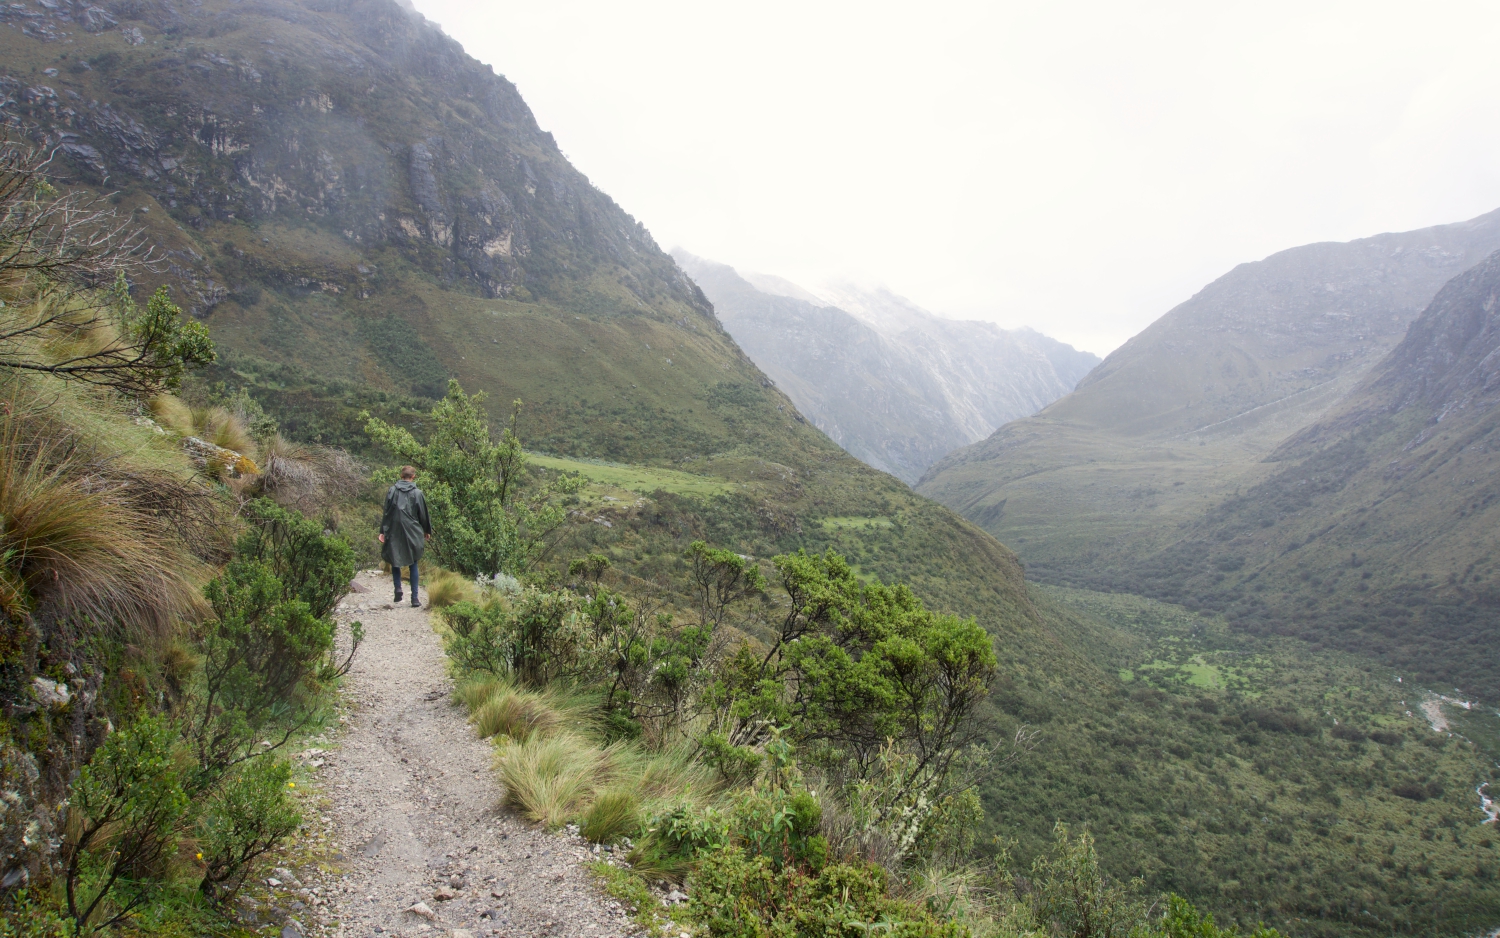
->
458, 672, 719, 835
474, 688, 563, 741
425, 568, 477, 609
191, 405, 253, 456
252, 434, 365, 513
147, 394, 194, 435
498, 732, 604, 827
0, 401, 209, 643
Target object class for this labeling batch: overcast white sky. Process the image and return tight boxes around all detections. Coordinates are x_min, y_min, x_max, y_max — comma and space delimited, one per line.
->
411, 0, 1500, 356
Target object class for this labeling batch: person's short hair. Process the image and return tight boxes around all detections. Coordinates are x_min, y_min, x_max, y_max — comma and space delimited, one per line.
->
400, 465, 417, 480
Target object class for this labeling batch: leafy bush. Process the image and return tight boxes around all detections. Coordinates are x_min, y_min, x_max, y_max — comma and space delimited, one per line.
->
64, 716, 191, 933
196, 757, 301, 900
188, 559, 334, 790
443, 588, 596, 686
1151, 893, 1284, 938
689, 846, 964, 938
234, 498, 354, 620
1023, 823, 1145, 938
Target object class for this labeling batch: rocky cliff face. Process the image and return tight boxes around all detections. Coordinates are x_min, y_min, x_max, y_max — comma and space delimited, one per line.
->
1, 0, 704, 319
675, 252, 1097, 483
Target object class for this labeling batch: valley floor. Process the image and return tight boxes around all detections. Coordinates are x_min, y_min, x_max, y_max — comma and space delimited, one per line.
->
318, 570, 634, 938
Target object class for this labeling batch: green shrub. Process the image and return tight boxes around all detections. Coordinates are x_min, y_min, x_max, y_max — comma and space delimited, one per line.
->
1026, 823, 1144, 938
196, 757, 302, 901
0, 887, 69, 937
188, 560, 334, 790
64, 716, 191, 934
443, 588, 595, 686
732, 787, 826, 871
234, 498, 354, 619
1150, 894, 1284, 938
688, 846, 965, 938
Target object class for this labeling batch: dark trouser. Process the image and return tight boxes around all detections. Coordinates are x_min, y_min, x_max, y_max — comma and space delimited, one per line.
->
393, 563, 419, 598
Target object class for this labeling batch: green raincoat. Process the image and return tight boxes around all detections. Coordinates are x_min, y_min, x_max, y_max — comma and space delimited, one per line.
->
380, 480, 432, 568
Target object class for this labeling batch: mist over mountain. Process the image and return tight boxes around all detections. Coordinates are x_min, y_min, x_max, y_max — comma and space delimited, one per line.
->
5, 3, 1500, 932
675, 251, 1097, 482
1119, 247, 1500, 696
919, 208, 1500, 694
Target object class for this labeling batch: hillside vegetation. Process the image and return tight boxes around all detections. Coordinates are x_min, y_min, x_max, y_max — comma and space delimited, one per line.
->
919, 210, 1500, 573
3, 3, 1498, 935
1075, 248, 1500, 698
919, 210, 1500, 703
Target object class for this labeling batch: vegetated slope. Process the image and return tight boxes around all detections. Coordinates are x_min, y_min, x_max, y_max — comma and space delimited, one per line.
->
1111, 249, 1500, 698
0, 1, 1067, 676
9, 7, 1498, 933
677, 251, 1096, 483
918, 210, 1500, 572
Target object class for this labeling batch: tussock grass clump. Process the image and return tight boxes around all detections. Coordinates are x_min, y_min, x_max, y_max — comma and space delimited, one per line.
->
253, 433, 365, 513
425, 567, 478, 609
581, 789, 640, 845
498, 732, 719, 832
475, 689, 563, 741
191, 405, 253, 455
0, 398, 209, 641
454, 670, 720, 835
147, 393, 194, 435
499, 732, 604, 827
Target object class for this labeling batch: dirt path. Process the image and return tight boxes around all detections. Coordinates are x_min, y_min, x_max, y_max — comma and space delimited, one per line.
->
318, 569, 636, 938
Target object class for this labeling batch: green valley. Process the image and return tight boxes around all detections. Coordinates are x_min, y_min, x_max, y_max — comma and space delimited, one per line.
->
1, 0, 1497, 934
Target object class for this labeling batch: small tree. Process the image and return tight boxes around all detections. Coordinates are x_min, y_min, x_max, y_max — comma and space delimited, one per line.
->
363, 381, 581, 577
701, 549, 1002, 842
187, 560, 333, 791
686, 541, 764, 631
196, 757, 301, 901
1026, 823, 1146, 938
64, 716, 191, 934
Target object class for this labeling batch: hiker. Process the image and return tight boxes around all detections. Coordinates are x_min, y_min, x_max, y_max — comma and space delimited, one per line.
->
379, 465, 432, 607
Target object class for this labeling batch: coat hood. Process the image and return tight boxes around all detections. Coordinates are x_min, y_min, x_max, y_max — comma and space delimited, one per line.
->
393, 480, 419, 491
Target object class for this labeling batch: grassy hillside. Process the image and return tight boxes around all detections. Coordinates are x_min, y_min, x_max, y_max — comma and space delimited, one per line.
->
1079, 250, 1500, 699
0, 0, 1076, 707
918, 210, 1500, 573
7, 4, 1498, 933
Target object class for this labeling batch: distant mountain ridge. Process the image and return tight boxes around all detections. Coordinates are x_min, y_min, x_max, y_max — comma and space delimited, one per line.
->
1127, 247, 1500, 696
675, 251, 1097, 482
917, 207, 1500, 695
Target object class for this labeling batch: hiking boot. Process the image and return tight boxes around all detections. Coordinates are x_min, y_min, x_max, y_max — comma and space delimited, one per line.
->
394, 591, 403, 604
411, 597, 422, 608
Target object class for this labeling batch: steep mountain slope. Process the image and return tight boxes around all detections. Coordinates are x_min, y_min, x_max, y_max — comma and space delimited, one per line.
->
0, 0, 1069, 673
808, 281, 1099, 397
7, 6, 1499, 932
676, 252, 1097, 482
0, 0, 1052, 613
1116, 249, 1500, 697
919, 210, 1500, 573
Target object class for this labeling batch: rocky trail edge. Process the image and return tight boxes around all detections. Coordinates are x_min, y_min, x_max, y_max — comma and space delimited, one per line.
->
283, 569, 638, 938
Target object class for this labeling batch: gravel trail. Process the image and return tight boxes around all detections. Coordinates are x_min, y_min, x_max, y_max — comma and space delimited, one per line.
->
322, 569, 635, 938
